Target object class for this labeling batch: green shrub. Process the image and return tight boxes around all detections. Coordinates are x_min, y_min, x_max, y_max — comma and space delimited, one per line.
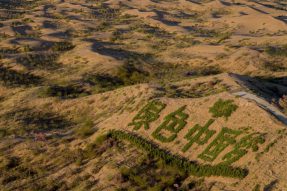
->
209, 99, 238, 119
152, 106, 188, 143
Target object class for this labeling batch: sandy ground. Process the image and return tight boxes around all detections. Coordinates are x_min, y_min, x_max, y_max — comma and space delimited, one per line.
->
0, 0, 287, 190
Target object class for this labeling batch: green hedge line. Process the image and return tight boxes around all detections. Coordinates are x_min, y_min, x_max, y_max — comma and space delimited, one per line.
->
108, 130, 248, 179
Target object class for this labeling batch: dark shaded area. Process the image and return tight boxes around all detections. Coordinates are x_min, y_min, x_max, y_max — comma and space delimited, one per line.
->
42, 20, 58, 29
265, 45, 287, 57
85, 38, 155, 65
83, 73, 124, 92
253, 1, 287, 11
247, 5, 269, 14
43, 4, 56, 18
12, 25, 32, 36
0, 65, 42, 87
120, 155, 188, 190
151, 10, 181, 26
3, 108, 72, 133
220, 0, 232, 6
276, 16, 287, 24
231, 73, 287, 103
48, 29, 75, 39
264, 180, 278, 191
0, 0, 39, 9
39, 84, 91, 99
185, 0, 201, 4
16, 53, 61, 70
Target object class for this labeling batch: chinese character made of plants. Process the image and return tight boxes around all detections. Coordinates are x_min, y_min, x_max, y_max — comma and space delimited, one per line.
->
128, 100, 166, 130
152, 105, 189, 143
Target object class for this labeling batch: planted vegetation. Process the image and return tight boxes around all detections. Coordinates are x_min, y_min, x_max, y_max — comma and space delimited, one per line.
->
221, 133, 265, 165
182, 119, 216, 153
109, 130, 248, 179
152, 106, 189, 143
129, 100, 167, 130
209, 99, 238, 119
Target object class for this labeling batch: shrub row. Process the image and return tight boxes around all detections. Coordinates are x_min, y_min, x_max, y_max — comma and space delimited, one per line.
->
108, 130, 248, 179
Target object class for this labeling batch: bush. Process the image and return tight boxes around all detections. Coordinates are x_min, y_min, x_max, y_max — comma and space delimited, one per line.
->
76, 119, 95, 138
209, 99, 238, 119
117, 63, 149, 85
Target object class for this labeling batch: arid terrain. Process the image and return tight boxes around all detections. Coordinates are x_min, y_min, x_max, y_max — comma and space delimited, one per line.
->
0, 0, 287, 190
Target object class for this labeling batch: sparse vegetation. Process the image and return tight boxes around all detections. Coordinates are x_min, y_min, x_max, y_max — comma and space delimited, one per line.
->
83, 73, 124, 93
17, 53, 60, 70
76, 118, 95, 138
0, 65, 42, 87
2, 108, 71, 134
0, 0, 286, 190
51, 41, 75, 52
